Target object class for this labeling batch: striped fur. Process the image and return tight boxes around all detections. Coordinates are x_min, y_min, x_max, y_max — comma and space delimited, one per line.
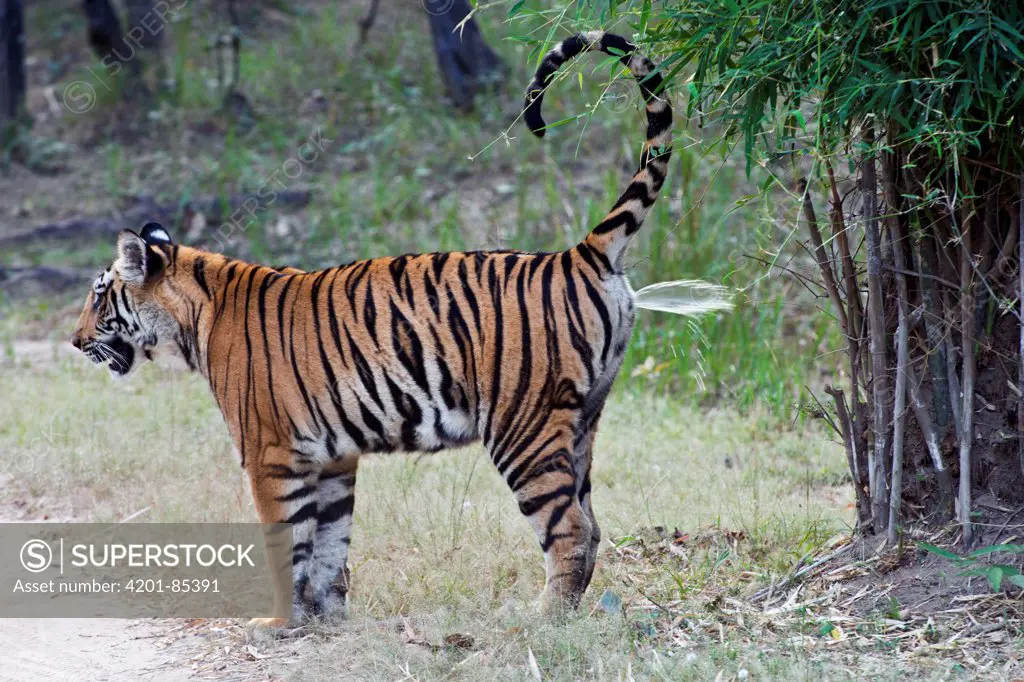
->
70, 31, 672, 626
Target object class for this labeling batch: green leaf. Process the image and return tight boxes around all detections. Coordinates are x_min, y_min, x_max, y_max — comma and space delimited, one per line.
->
968, 544, 1024, 558
991, 564, 1021, 576
987, 566, 1004, 592
1007, 575, 1024, 588
541, 114, 587, 131
918, 543, 962, 562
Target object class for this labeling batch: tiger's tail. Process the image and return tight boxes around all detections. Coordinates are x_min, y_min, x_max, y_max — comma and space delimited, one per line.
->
524, 30, 673, 272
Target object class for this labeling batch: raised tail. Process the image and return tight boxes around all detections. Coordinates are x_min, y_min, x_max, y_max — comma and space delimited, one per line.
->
524, 30, 673, 272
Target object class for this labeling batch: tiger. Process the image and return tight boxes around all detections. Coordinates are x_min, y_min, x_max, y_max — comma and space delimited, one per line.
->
70, 30, 672, 627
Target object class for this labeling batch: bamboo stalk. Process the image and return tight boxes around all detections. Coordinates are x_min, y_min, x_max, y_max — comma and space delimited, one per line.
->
884, 148, 910, 545
888, 298, 908, 544
1019, 177, 1024, 479
800, 177, 847, 334
801, 175, 874, 523
944, 299, 964, 444
906, 362, 954, 517
959, 208, 975, 549
826, 385, 872, 528
826, 162, 870, 520
826, 161, 864, 338
919, 234, 953, 432
862, 129, 890, 533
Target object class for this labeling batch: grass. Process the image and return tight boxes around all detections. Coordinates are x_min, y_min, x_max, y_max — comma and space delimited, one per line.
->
0, 353, 858, 679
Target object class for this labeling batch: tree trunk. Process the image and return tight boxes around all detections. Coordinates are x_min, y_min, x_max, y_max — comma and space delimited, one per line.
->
425, 0, 504, 112
0, 0, 26, 144
125, 0, 163, 51
82, 0, 124, 59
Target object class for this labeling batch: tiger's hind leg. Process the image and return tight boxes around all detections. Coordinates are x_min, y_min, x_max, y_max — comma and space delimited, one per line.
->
494, 415, 594, 614
308, 460, 358, 622
576, 424, 602, 593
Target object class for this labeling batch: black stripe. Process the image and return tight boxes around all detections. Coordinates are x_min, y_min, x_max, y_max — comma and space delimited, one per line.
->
384, 372, 422, 450
518, 483, 577, 517
240, 267, 258, 440
326, 270, 351, 370
364, 281, 378, 347
579, 269, 612, 366
275, 486, 315, 502
457, 259, 482, 335
423, 269, 440, 317
560, 251, 586, 332
286, 502, 319, 525
483, 259, 504, 444
504, 432, 560, 489
276, 274, 296, 356
288, 281, 321, 432
264, 464, 307, 479
346, 327, 385, 410
540, 498, 576, 551
318, 495, 355, 525
193, 257, 212, 299
389, 255, 409, 291
591, 211, 638, 236
574, 243, 605, 277
338, 407, 369, 450
345, 260, 372, 304
432, 252, 449, 284
358, 399, 391, 450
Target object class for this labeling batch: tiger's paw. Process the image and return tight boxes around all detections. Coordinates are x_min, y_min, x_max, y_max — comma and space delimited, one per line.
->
246, 617, 290, 629
246, 617, 307, 639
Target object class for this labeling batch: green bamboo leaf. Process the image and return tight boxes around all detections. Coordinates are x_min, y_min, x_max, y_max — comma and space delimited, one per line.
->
987, 566, 1004, 592
968, 544, 1024, 558
918, 543, 962, 562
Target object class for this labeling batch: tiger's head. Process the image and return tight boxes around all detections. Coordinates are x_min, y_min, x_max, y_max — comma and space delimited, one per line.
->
71, 222, 188, 378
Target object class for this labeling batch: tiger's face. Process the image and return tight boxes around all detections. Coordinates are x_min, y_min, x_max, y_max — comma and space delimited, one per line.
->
70, 223, 186, 378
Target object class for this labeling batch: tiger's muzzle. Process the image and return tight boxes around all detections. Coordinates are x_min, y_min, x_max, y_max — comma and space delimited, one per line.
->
72, 335, 136, 376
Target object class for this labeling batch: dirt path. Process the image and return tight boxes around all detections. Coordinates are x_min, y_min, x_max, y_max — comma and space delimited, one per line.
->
0, 619, 194, 682
0, 417, 265, 682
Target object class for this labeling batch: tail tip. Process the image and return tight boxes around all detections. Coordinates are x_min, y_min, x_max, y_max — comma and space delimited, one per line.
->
523, 95, 546, 137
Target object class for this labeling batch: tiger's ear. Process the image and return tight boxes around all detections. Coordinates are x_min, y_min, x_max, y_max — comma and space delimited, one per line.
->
141, 221, 173, 246
115, 230, 167, 284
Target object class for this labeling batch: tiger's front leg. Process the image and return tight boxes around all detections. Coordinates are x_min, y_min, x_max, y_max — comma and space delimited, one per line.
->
245, 446, 320, 629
